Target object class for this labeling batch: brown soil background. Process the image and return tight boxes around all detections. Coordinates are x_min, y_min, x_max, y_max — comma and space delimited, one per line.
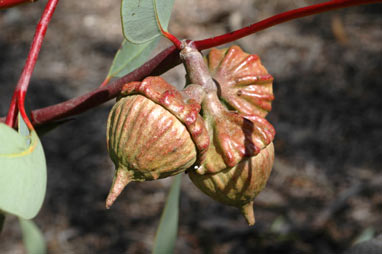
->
0, 1, 381, 253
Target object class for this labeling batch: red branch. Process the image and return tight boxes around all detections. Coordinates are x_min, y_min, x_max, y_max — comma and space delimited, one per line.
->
30, 46, 179, 125
4, 0, 59, 129
161, 30, 182, 50
1, 0, 381, 127
0, 0, 36, 9
195, 0, 382, 50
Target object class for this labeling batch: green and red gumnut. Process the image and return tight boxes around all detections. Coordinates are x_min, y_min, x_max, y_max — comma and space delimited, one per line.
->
106, 76, 209, 208
106, 42, 275, 225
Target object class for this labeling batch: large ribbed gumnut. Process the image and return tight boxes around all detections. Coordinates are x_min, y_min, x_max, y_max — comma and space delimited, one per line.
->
180, 44, 276, 225
106, 76, 209, 208
189, 142, 274, 225
179, 44, 275, 175
206, 45, 274, 117
189, 91, 275, 225
197, 91, 275, 175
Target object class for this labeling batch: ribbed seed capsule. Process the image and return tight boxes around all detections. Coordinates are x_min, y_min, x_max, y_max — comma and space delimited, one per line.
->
106, 95, 197, 208
105, 76, 209, 209
189, 142, 274, 225
179, 43, 276, 225
108, 95, 197, 178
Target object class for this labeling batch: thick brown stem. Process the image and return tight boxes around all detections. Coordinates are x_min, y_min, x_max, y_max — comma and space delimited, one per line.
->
28, 46, 178, 126
180, 41, 216, 92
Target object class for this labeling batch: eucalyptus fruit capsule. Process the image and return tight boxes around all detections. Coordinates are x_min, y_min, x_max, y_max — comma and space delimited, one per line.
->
181, 44, 276, 225
106, 76, 209, 208
105, 43, 276, 226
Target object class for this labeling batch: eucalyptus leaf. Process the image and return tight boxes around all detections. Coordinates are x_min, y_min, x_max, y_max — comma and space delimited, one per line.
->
107, 37, 160, 79
353, 227, 375, 245
0, 115, 47, 219
121, 0, 175, 43
18, 113, 30, 140
155, 0, 175, 32
0, 123, 27, 154
152, 174, 182, 254
19, 218, 46, 254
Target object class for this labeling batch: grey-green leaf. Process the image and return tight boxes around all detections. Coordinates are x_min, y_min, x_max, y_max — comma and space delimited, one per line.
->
19, 218, 46, 254
18, 113, 30, 140
121, 0, 175, 43
0, 122, 27, 154
0, 117, 47, 219
152, 174, 182, 254
107, 37, 160, 79
155, 0, 175, 32
353, 227, 375, 245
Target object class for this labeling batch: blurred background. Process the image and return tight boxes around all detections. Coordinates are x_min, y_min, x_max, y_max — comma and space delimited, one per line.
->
0, 0, 381, 253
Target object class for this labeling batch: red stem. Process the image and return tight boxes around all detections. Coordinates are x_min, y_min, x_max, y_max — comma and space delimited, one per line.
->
5, 94, 17, 127
2, 0, 381, 127
4, 0, 59, 129
162, 30, 182, 50
0, 0, 36, 9
195, 0, 382, 50
155, 8, 182, 49
30, 45, 178, 125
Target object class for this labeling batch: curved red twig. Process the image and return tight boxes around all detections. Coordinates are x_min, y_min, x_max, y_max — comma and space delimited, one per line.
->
0, 0, 36, 9
5, 0, 59, 129
2, 0, 381, 127
194, 0, 382, 50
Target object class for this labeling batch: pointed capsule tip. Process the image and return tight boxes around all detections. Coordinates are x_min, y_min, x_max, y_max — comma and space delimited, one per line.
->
241, 201, 255, 226
105, 195, 116, 209
105, 168, 131, 209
